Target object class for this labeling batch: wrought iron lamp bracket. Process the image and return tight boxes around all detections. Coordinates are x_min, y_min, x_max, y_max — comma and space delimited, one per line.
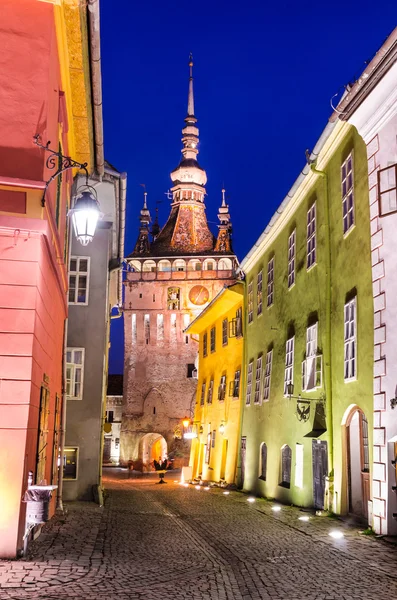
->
391, 396, 397, 410
34, 135, 88, 207
287, 391, 326, 422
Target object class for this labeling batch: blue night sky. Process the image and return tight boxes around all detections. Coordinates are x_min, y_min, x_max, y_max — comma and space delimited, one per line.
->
101, 0, 395, 374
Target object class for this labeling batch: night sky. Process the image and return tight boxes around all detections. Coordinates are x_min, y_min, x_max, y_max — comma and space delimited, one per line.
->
101, 0, 395, 374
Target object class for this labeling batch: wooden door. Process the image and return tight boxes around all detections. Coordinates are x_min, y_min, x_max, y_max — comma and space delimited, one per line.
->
240, 437, 247, 488
103, 437, 111, 462
312, 440, 328, 509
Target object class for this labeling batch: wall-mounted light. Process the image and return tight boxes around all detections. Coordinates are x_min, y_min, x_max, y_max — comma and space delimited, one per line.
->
70, 186, 101, 246
286, 382, 326, 422
219, 421, 226, 434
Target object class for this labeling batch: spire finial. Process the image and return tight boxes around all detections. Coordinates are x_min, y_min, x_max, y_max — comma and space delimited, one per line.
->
221, 188, 226, 207
187, 53, 195, 117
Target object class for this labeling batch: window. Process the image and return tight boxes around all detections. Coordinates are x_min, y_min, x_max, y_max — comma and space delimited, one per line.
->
263, 350, 272, 401
36, 385, 50, 484
361, 413, 369, 472
210, 326, 216, 353
344, 297, 356, 381
231, 369, 241, 398
132, 314, 137, 343
288, 230, 296, 288
257, 270, 263, 315
248, 281, 253, 324
254, 356, 262, 404
203, 332, 208, 357
341, 153, 354, 234
200, 382, 206, 405
144, 314, 150, 343
218, 375, 226, 401
295, 444, 303, 488
68, 257, 90, 305
167, 287, 180, 310
378, 163, 397, 216
66, 348, 85, 400
106, 410, 114, 423
230, 307, 243, 338
246, 361, 253, 405
267, 257, 274, 307
280, 445, 292, 488
205, 432, 211, 464
63, 447, 78, 480
302, 323, 321, 391
284, 337, 294, 396
207, 380, 214, 404
211, 430, 216, 448
157, 314, 164, 341
260, 443, 267, 480
307, 203, 316, 269
222, 319, 228, 346
51, 394, 61, 484
187, 363, 195, 378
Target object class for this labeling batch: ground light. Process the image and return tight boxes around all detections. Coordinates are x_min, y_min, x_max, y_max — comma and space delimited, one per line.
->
329, 530, 344, 539
195, 485, 201, 490
271, 506, 281, 512
183, 483, 189, 488
204, 486, 210, 491
247, 497, 256, 503
223, 491, 230, 495
298, 516, 310, 522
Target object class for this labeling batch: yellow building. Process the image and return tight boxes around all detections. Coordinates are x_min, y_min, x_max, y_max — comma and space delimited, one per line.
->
186, 283, 244, 483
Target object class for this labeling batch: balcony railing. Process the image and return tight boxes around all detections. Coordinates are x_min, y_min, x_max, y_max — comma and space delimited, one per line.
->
126, 269, 235, 282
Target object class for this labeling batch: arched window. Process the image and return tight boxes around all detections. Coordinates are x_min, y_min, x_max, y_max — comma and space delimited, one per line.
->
158, 259, 171, 272
173, 259, 186, 272
203, 258, 217, 271
129, 260, 142, 272
188, 259, 201, 272
218, 258, 233, 271
259, 443, 267, 481
142, 260, 156, 272
167, 287, 180, 310
280, 445, 292, 488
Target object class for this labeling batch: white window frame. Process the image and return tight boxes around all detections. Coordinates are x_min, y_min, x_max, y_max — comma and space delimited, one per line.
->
378, 163, 397, 216
267, 257, 274, 307
344, 297, 357, 381
284, 337, 294, 396
288, 230, 296, 288
257, 270, 263, 316
218, 375, 226, 401
254, 356, 262, 404
66, 348, 85, 400
263, 350, 272, 401
232, 369, 241, 398
341, 153, 354, 235
210, 326, 216, 353
200, 381, 206, 405
68, 256, 90, 305
207, 380, 214, 404
307, 203, 316, 270
248, 281, 253, 324
203, 332, 208, 357
302, 323, 319, 392
246, 361, 253, 405
222, 319, 228, 346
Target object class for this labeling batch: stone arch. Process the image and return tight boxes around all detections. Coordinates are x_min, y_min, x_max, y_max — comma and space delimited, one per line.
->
129, 259, 142, 272
203, 258, 217, 271
188, 258, 202, 272
139, 432, 168, 471
158, 259, 171, 272
173, 258, 186, 272
218, 257, 233, 271
142, 259, 156, 272
143, 387, 165, 417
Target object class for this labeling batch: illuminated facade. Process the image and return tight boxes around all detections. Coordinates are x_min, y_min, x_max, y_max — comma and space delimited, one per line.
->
186, 283, 244, 483
121, 58, 238, 470
239, 119, 374, 522
0, 0, 100, 558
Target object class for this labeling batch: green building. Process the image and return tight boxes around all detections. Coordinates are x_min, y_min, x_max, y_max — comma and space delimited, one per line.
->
239, 119, 373, 523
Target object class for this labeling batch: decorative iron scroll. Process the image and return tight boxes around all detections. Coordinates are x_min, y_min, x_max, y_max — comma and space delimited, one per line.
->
33, 135, 89, 206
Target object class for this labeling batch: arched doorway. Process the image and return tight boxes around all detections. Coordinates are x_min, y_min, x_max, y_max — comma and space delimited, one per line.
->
140, 433, 167, 471
343, 406, 370, 520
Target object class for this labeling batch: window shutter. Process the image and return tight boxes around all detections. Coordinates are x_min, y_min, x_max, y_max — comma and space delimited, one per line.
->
315, 355, 322, 388
301, 359, 306, 391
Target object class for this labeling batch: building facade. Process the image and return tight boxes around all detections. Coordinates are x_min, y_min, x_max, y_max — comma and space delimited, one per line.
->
186, 284, 244, 483
239, 119, 374, 522
64, 165, 126, 501
0, 0, 99, 558
335, 28, 397, 534
121, 59, 238, 470
103, 375, 124, 466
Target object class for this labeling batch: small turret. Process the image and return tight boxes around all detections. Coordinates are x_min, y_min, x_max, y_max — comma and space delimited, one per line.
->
215, 188, 233, 253
133, 191, 151, 254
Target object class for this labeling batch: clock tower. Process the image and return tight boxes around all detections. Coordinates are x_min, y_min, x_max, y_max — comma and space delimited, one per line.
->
121, 57, 238, 469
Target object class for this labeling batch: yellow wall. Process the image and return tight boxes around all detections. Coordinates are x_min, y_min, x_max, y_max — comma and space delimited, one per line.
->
188, 286, 243, 483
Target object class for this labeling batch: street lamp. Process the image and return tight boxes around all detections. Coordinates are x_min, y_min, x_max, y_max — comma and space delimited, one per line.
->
286, 382, 326, 423
69, 186, 101, 246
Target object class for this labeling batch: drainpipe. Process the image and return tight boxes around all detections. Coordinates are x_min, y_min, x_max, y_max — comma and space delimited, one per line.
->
56, 317, 68, 511
87, 0, 104, 178
308, 159, 334, 493
235, 274, 247, 487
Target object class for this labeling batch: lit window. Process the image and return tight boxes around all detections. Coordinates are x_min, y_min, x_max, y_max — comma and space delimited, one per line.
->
210, 327, 216, 353
267, 257, 274, 307
157, 314, 164, 341
344, 297, 356, 381
284, 337, 294, 396
248, 281, 253, 324
246, 361, 253, 405
307, 203, 316, 269
68, 257, 90, 305
288, 230, 296, 288
167, 287, 180, 310
66, 348, 85, 400
263, 350, 273, 401
235, 307, 243, 337
254, 356, 262, 404
222, 319, 228, 346
341, 153, 354, 234
207, 380, 214, 404
257, 270, 263, 315
132, 314, 137, 343
218, 375, 226, 401
378, 163, 397, 216
302, 323, 322, 391
63, 447, 78, 480
144, 314, 150, 343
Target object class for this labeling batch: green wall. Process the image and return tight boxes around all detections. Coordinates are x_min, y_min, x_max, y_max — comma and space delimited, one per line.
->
240, 125, 373, 513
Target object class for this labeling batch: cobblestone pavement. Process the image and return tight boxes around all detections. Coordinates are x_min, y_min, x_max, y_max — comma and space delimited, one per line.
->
1, 469, 397, 600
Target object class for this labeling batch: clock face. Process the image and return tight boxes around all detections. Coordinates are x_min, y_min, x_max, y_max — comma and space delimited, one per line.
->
189, 285, 210, 306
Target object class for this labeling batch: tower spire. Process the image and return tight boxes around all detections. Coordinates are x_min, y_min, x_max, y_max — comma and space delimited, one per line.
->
187, 53, 195, 117
215, 188, 233, 253
133, 189, 151, 254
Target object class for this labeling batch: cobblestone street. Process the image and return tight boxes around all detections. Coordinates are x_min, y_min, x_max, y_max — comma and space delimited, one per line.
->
1, 469, 397, 600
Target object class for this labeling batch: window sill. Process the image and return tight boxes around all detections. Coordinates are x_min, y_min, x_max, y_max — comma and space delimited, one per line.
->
343, 223, 356, 239
344, 376, 357, 383
307, 262, 317, 273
